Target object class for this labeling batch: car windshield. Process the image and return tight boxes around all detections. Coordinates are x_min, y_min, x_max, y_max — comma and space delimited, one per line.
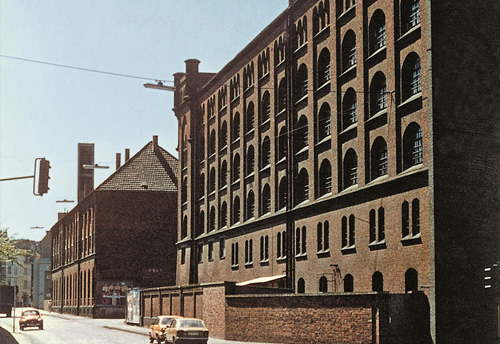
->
22, 310, 39, 316
160, 318, 171, 325
179, 320, 203, 328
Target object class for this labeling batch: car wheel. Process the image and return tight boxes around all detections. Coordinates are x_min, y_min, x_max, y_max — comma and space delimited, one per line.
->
39, 325, 43, 330
20, 326, 24, 331
149, 337, 154, 343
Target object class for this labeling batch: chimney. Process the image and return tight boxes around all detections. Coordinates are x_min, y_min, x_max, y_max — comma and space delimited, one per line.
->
116, 153, 121, 170
153, 135, 159, 150
125, 149, 130, 162
185, 59, 200, 75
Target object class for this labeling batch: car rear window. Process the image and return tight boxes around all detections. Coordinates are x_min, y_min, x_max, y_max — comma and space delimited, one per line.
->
179, 320, 203, 328
23, 310, 39, 316
161, 318, 171, 325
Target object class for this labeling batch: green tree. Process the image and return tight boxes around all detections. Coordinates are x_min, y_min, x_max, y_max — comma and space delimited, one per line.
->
0, 229, 30, 262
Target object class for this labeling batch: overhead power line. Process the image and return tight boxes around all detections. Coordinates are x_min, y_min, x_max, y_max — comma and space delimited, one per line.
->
0, 54, 173, 83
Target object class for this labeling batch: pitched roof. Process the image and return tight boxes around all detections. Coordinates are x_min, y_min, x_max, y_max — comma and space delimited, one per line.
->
97, 140, 178, 192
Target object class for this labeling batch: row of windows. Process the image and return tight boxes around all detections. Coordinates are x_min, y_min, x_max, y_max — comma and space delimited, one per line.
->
300, 268, 419, 294
189, 198, 420, 264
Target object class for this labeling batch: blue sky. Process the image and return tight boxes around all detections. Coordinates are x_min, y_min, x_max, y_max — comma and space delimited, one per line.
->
0, 1, 287, 241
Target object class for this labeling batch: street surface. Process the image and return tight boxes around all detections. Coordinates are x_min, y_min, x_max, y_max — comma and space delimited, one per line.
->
0, 308, 275, 344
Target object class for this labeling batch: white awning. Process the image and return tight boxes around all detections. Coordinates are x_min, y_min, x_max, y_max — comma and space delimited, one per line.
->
236, 274, 286, 287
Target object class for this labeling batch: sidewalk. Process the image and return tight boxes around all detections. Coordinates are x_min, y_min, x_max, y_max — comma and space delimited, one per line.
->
39, 310, 273, 344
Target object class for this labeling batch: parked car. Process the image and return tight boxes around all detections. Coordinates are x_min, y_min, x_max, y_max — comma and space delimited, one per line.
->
149, 315, 183, 343
19, 309, 43, 330
164, 317, 209, 344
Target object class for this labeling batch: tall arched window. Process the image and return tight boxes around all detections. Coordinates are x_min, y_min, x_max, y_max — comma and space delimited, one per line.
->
297, 278, 305, 293
209, 167, 216, 193
401, 0, 420, 34
233, 196, 241, 224
370, 72, 387, 116
220, 121, 228, 149
295, 168, 309, 205
220, 202, 227, 228
318, 159, 332, 196
181, 215, 188, 239
369, 10, 386, 55
295, 116, 309, 153
402, 53, 421, 101
196, 211, 204, 237
344, 274, 354, 292
261, 184, 271, 215
412, 198, 420, 235
371, 137, 388, 180
317, 48, 331, 87
372, 271, 384, 292
403, 123, 423, 169
246, 102, 255, 133
402, 201, 410, 238
295, 64, 308, 101
261, 136, 271, 168
220, 160, 228, 187
246, 190, 255, 220
342, 88, 357, 130
405, 268, 418, 292
181, 177, 187, 204
246, 145, 255, 176
233, 112, 241, 141
232, 153, 240, 182
318, 103, 332, 141
319, 276, 328, 293
278, 78, 287, 113
341, 30, 356, 72
209, 206, 216, 232
343, 149, 358, 189
278, 176, 288, 209
261, 91, 271, 123
209, 130, 216, 156
278, 126, 288, 161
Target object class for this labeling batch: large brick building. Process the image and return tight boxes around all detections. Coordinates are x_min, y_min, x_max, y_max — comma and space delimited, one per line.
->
171, 0, 500, 342
50, 136, 178, 318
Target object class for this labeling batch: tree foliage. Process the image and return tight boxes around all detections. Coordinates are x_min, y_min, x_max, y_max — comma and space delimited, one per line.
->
0, 229, 31, 262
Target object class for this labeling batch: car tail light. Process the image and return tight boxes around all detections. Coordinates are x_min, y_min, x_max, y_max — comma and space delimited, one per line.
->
203, 331, 209, 338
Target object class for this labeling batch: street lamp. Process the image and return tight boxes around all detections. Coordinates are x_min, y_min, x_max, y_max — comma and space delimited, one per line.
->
30, 226, 44, 229
82, 164, 109, 170
143, 80, 175, 92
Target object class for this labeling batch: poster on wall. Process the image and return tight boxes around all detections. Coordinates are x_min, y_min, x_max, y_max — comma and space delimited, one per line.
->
126, 288, 141, 324
96, 281, 130, 306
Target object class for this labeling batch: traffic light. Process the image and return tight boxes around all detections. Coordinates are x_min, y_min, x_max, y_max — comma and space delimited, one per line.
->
38, 158, 50, 195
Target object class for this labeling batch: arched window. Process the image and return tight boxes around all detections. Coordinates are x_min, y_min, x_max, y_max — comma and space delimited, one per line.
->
403, 123, 423, 169
232, 153, 240, 182
220, 160, 228, 187
295, 115, 308, 153
220, 121, 228, 149
344, 274, 354, 292
317, 221, 330, 252
319, 276, 328, 293
405, 268, 418, 292
369, 209, 377, 244
342, 88, 357, 130
220, 202, 227, 228
401, 0, 420, 34
246, 102, 255, 133
209, 130, 216, 156
277, 232, 282, 258
261, 136, 271, 168
402, 53, 421, 101
297, 278, 305, 294
246, 190, 255, 220
317, 48, 331, 87
318, 159, 332, 196
209, 206, 216, 232
295, 168, 309, 205
261, 91, 271, 123
196, 211, 204, 237
278, 126, 288, 161
341, 30, 356, 72
378, 207, 385, 241
209, 167, 216, 193
402, 201, 410, 238
181, 177, 187, 204
371, 137, 388, 180
278, 176, 288, 209
198, 173, 205, 200
246, 145, 255, 176
343, 149, 358, 189
369, 10, 386, 55
278, 78, 287, 113
412, 198, 420, 235
370, 72, 387, 116
295, 64, 308, 101
233, 112, 241, 141
233, 196, 241, 224
372, 271, 384, 292
261, 184, 271, 215
318, 103, 332, 141
181, 215, 188, 239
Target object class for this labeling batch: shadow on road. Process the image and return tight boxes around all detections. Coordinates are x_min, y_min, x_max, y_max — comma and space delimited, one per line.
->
0, 326, 18, 344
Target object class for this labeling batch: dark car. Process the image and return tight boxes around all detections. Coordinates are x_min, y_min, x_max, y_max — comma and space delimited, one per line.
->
19, 309, 43, 330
